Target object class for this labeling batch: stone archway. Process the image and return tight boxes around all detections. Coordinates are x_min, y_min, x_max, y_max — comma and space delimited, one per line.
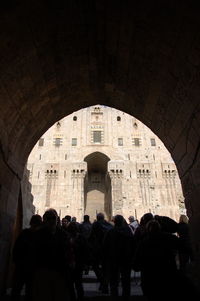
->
1, 0, 200, 294
84, 152, 111, 221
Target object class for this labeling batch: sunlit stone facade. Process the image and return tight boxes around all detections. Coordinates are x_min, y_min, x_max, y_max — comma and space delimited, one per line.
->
27, 105, 184, 222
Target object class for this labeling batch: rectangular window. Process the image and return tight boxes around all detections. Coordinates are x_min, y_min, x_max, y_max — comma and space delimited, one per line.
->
54, 138, 62, 146
151, 138, 156, 146
93, 131, 101, 143
134, 138, 140, 146
118, 138, 123, 146
38, 138, 44, 146
72, 138, 77, 146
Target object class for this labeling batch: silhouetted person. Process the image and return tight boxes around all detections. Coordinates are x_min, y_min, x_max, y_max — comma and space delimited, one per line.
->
71, 216, 79, 223
67, 221, 89, 301
79, 215, 92, 275
61, 217, 68, 232
31, 209, 73, 301
89, 212, 113, 293
154, 214, 178, 233
177, 214, 193, 272
133, 219, 180, 301
65, 215, 72, 224
128, 215, 139, 234
79, 215, 92, 240
134, 213, 154, 245
103, 215, 135, 301
11, 214, 42, 301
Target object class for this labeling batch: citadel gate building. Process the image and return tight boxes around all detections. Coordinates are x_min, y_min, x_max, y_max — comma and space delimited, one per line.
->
28, 105, 183, 222
2, 1, 200, 296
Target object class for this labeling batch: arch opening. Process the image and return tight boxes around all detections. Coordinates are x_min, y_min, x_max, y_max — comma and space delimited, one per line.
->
26, 105, 184, 224
84, 152, 112, 221
1, 2, 200, 295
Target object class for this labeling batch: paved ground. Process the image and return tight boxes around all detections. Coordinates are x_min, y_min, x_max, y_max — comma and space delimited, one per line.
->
83, 270, 143, 298
3, 270, 145, 300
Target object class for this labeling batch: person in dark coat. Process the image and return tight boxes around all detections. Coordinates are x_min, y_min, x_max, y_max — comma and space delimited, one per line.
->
89, 212, 113, 293
79, 215, 92, 241
31, 209, 73, 301
134, 213, 154, 242
154, 214, 178, 233
11, 214, 42, 301
133, 219, 180, 301
79, 215, 92, 275
177, 214, 193, 272
67, 221, 89, 301
103, 215, 135, 301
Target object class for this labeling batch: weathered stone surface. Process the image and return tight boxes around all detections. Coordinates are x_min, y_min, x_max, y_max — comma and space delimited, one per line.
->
28, 106, 183, 222
1, 0, 200, 294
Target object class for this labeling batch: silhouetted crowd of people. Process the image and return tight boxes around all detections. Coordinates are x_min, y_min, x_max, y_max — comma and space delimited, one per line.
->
11, 209, 197, 301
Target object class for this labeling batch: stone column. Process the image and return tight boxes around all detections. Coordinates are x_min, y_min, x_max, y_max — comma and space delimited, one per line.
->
79, 170, 86, 221
71, 163, 86, 221
108, 169, 123, 216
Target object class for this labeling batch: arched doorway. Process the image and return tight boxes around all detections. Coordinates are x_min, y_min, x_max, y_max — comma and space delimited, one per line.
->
1, 1, 200, 294
84, 152, 111, 221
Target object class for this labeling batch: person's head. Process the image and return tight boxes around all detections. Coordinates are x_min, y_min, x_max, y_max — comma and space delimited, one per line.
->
72, 216, 77, 222
140, 213, 154, 226
43, 209, 58, 231
65, 215, 71, 223
179, 214, 189, 224
114, 215, 126, 227
83, 215, 90, 222
155, 215, 178, 233
30, 214, 42, 229
97, 212, 105, 221
67, 221, 79, 236
61, 218, 68, 228
128, 216, 135, 223
46, 208, 58, 217
146, 219, 161, 234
